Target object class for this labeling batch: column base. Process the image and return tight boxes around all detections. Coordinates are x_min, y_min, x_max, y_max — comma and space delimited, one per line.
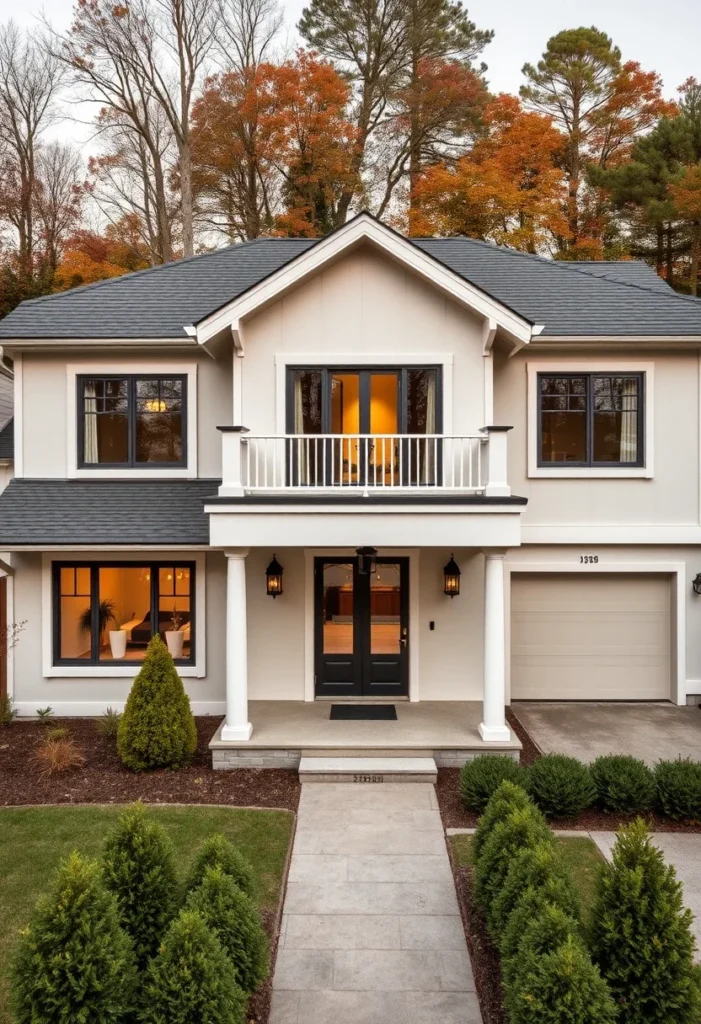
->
479, 722, 511, 743
220, 722, 253, 742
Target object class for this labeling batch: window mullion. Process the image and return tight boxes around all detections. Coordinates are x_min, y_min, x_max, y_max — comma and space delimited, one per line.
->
90, 565, 99, 665
586, 374, 593, 466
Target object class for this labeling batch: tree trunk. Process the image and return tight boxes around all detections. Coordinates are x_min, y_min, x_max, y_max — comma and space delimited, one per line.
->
691, 222, 701, 297
151, 154, 173, 264
656, 223, 664, 278
666, 223, 674, 288
179, 136, 194, 257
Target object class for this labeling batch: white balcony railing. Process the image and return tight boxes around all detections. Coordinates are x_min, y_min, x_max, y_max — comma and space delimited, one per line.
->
218, 427, 512, 498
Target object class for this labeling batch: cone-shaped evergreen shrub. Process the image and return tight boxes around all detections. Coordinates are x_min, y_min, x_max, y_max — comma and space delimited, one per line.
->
117, 634, 197, 771
12, 852, 136, 1024
140, 910, 246, 1024
491, 840, 580, 941
185, 834, 256, 900
591, 817, 701, 1023
186, 866, 268, 993
503, 902, 578, 992
459, 755, 528, 812
474, 805, 551, 925
500, 878, 584, 965
102, 802, 180, 968
527, 754, 596, 818
591, 755, 655, 814
472, 780, 533, 863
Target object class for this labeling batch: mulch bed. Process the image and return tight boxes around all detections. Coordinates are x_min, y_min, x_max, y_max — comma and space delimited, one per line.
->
0, 716, 300, 809
449, 856, 506, 1024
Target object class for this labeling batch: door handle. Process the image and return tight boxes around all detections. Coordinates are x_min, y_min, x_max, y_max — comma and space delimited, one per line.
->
400, 628, 408, 647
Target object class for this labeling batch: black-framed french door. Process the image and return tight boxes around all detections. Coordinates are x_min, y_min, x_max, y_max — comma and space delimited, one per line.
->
314, 556, 410, 697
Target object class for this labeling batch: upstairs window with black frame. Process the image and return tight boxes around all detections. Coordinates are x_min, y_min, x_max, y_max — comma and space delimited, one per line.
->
79, 375, 186, 467
538, 373, 644, 467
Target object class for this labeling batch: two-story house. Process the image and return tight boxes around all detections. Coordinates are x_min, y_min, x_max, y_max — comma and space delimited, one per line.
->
1, 213, 700, 768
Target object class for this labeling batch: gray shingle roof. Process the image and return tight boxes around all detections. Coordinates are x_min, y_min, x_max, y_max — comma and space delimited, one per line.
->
1, 219, 700, 339
0, 478, 217, 545
0, 417, 13, 460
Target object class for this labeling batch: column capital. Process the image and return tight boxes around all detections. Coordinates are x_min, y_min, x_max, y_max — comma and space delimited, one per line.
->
224, 548, 249, 560
482, 549, 507, 560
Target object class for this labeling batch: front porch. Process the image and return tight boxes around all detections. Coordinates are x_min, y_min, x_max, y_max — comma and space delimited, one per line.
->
209, 700, 521, 769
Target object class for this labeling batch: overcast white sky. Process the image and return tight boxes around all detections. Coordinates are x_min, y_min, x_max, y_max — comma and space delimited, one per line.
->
6, 0, 701, 149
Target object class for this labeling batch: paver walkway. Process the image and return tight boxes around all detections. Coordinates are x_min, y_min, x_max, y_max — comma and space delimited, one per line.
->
270, 783, 481, 1024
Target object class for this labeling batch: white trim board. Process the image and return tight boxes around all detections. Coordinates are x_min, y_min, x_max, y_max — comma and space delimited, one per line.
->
521, 526, 701, 544
14, 701, 225, 717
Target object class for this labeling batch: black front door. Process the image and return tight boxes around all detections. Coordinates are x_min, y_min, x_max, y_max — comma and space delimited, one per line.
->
314, 557, 409, 697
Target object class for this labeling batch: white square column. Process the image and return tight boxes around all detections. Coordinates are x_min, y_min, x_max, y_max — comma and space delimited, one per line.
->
479, 551, 511, 742
222, 549, 253, 742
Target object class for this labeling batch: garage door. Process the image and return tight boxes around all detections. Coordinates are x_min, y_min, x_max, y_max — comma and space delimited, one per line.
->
511, 573, 671, 700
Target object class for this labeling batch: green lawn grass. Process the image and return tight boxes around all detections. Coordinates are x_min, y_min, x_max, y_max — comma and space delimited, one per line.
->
0, 804, 294, 1024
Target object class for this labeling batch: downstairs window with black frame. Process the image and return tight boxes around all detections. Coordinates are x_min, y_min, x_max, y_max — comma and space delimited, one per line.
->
53, 562, 195, 665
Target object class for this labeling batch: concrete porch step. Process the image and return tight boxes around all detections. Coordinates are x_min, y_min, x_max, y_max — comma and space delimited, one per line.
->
298, 756, 438, 784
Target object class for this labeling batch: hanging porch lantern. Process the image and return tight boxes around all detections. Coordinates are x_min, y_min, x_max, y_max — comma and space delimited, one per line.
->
443, 553, 461, 598
356, 546, 378, 576
693, 573, 701, 596
265, 554, 284, 598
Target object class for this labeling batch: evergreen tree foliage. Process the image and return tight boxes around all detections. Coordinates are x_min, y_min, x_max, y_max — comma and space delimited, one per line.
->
591, 818, 701, 1023
500, 877, 584, 965
474, 805, 551, 925
185, 834, 257, 900
186, 867, 268, 994
12, 852, 136, 1024
140, 910, 246, 1024
490, 839, 580, 942
471, 780, 533, 864
117, 634, 197, 771
102, 802, 180, 968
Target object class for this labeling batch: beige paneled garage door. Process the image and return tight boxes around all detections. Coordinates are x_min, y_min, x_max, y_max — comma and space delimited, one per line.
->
511, 573, 671, 700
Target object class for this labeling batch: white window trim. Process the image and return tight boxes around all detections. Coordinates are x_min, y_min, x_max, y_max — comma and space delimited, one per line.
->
41, 551, 206, 678
273, 352, 454, 435
66, 362, 198, 479
527, 360, 654, 479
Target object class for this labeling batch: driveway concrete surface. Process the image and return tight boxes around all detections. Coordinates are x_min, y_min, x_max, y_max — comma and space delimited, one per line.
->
513, 702, 701, 766
270, 783, 482, 1024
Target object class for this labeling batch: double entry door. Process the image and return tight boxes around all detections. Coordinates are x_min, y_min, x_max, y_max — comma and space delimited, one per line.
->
314, 556, 409, 697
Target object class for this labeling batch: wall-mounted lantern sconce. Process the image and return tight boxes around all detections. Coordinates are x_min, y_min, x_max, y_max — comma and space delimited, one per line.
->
443, 554, 461, 597
693, 573, 701, 596
356, 546, 378, 576
265, 554, 284, 598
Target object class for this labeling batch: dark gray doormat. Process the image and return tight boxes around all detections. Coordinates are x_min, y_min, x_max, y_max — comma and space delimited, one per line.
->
330, 705, 397, 721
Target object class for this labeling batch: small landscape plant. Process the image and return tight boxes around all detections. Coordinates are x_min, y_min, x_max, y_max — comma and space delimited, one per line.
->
500, 875, 585, 965
45, 725, 70, 741
186, 866, 268, 994
0, 693, 17, 726
12, 852, 136, 1024
186, 833, 257, 901
654, 758, 701, 821
117, 634, 197, 771
471, 779, 534, 864
102, 802, 180, 968
590, 754, 655, 814
591, 817, 701, 1023
527, 753, 596, 818
491, 839, 581, 941
36, 706, 53, 724
32, 736, 85, 775
459, 754, 527, 813
96, 706, 122, 738
140, 909, 246, 1024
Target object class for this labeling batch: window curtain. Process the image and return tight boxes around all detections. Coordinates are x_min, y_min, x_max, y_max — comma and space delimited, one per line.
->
83, 383, 99, 463
293, 373, 306, 485
421, 372, 437, 485
619, 379, 638, 463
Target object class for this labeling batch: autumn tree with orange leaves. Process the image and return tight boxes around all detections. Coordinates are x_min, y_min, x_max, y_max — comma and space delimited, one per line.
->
53, 215, 152, 290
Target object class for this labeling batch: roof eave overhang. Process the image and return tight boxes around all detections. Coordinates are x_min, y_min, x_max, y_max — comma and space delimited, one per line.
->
194, 214, 537, 349
1, 337, 198, 353
529, 334, 701, 345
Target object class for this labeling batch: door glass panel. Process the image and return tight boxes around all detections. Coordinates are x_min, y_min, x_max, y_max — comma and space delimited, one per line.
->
322, 562, 354, 653
331, 374, 360, 484
405, 369, 438, 485
292, 370, 323, 485
370, 562, 401, 654
369, 373, 398, 485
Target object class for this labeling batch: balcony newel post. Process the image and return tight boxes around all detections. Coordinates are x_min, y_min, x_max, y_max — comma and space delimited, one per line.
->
217, 426, 249, 497
481, 425, 513, 497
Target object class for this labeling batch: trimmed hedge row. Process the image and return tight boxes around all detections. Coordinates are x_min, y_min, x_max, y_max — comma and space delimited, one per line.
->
460, 752, 701, 819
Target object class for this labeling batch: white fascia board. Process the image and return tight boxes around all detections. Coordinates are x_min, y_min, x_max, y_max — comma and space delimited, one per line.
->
530, 335, 701, 345
521, 525, 701, 544
3, 337, 197, 353
195, 215, 535, 346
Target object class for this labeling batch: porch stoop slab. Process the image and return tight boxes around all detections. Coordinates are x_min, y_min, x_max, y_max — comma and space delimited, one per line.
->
299, 757, 438, 784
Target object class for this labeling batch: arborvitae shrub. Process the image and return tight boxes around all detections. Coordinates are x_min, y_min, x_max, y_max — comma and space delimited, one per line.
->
140, 910, 246, 1024
500, 877, 584, 965
185, 834, 257, 900
527, 754, 596, 818
654, 758, 701, 821
474, 804, 551, 925
502, 901, 578, 993
490, 840, 581, 942
591, 817, 701, 1023
102, 802, 180, 968
472, 780, 533, 864
591, 755, 655, 814
12, 852, 136, 1024
186, 866, 268, 994
117, 634, 197, 771
459, 755, 528, 813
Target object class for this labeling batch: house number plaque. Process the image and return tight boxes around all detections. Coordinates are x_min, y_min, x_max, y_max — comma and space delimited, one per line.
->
353, 774, 384, 783
579, 555, 599, 564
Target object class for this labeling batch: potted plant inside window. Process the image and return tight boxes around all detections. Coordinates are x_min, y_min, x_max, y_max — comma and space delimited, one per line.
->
108, 618, 127, 659
165, 609, 184, 659
79, 599, 117, 655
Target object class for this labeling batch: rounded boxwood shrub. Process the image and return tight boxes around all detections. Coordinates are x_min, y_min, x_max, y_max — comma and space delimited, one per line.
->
186, 866, 268, 994
12, 852, 136, 1024
459, 755, 528, 813
591, 817, 701, 1023
527, 754, 596, 818
654, 758, 701, 821
102, 802, 180, 968
185, 834, 257, 900
500, 876, 584, 965
117, 634, 197, 771
491, 840, 581, 942
140, 910, 246, 1024
474, 804, 551, 926
591, 754, 655, 814
472, 780, 534, 864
